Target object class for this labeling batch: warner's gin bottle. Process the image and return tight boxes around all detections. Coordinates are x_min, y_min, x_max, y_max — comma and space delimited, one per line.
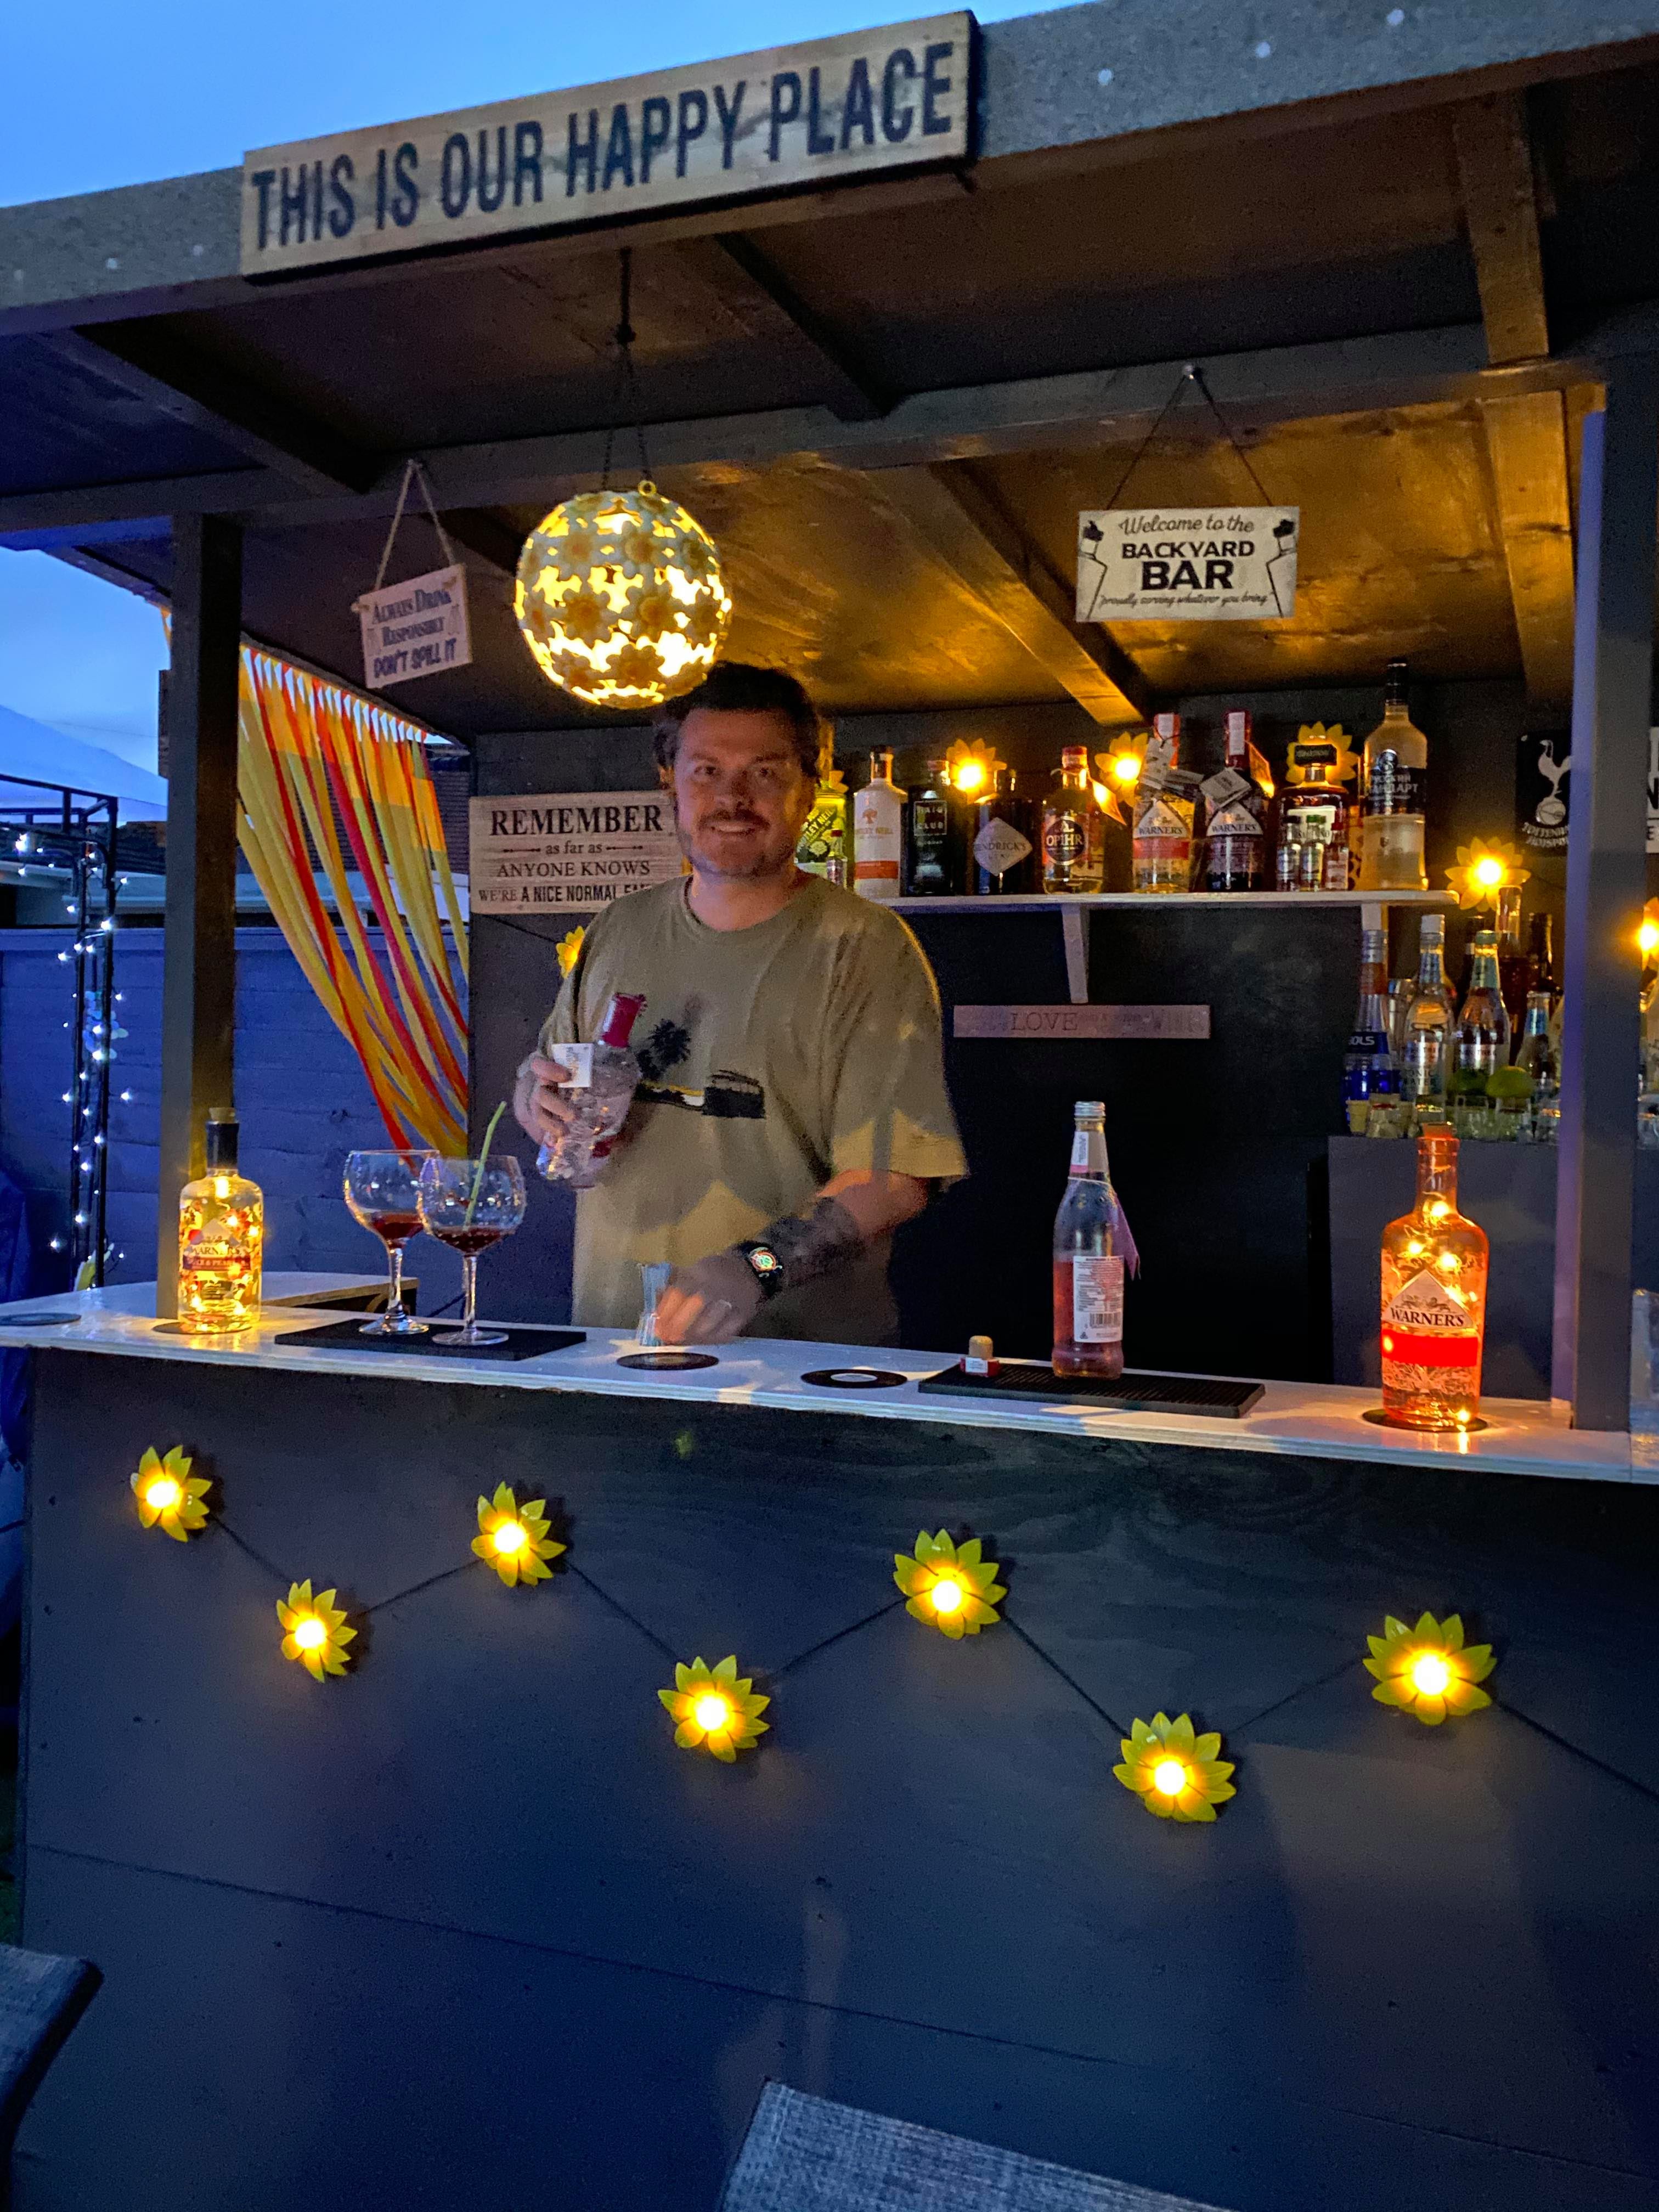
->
1200, 709, 1266, 891
1052, 1100, 1125, 1378
1132, 712, 1197, 893
1379, 1131, 1488, 1429
537, 991, 646, 1189
177, 1109, 263, 1334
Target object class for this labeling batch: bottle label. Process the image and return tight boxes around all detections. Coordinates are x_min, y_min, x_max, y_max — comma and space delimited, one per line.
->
913, 800, 948, 840
1381, 1268, 1479, 1370
1346, 1029, 1389, 1054
1204, 799, 1261, 838
1071, 1255, 1124, 1344
1042, 815, 1087, 865
975, 817, 1034, 874
548, 1042, 594, 1091
1135, 796, 1190, 839
1367, 751, 1423, 817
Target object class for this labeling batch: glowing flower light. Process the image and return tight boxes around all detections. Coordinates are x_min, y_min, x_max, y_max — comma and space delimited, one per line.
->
129, 1445, 210, 1541
893, 1530, 1006, 1638
276, 1581, 355, 1683
1445, 836, 1530, 911
1364, 1611, 1493, 1725
1096, 735, 1147, 799
515, 483, 732, 710
1640, 899, 1659, 961
472, 1482, 566, 1588
555, 926, 587, 979
659, 1654, 769, 1760
943, 739, 1003, 797
1114, 1712, 1235, 1822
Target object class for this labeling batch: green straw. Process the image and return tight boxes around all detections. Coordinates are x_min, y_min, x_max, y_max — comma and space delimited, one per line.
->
465, 1099, 508, 1226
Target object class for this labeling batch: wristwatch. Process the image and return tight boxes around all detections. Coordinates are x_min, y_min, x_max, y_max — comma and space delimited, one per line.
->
735, 1241, 787, 1299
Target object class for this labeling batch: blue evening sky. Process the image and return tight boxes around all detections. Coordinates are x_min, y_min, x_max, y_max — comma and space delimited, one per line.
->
2, 0, 1040, 772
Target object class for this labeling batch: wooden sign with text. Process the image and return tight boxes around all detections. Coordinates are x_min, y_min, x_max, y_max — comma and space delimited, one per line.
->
242, 16, 972, 274
953, 1005, 1212, 1041
469, 792, 682, 914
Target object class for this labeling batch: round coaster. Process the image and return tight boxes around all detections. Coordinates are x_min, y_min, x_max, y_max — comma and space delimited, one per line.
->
0, 1313, 81, 1328
1361, 1408, 1489, 1434
617, 1350, 720, 1371
801, 1367, 908, 1389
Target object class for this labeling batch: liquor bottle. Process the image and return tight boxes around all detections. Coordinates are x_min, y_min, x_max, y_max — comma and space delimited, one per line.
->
1052, 1100, 1125, 1379
1041, 747, 1105, 894
1401, 912, 1452, 1120
904, 758, 961, 895
1515, 989, 1559, 1140
1494, 884, 1528, 1025
1343, 926, 1401, 1119
853, 749, 906, 902
972, 768, 1039, 895
1200, 709, 1266, 891
1378, 1131, 1489, 1430
795, 739, 847, 887
1132, 712, 1196, 893
1452, 929, 1511, 1116
537, 991, 646, 1189
1526, 910, 1555, 1000
177, 1109, 263, 1334
1277, 731, 1351, 891
1358, 659, 1429, 891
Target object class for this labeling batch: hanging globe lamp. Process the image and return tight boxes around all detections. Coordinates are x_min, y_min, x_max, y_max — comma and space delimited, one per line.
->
514, 481, 733, 711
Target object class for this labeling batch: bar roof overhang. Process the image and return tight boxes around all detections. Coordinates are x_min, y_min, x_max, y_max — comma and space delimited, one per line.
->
7, 0, 1659, 736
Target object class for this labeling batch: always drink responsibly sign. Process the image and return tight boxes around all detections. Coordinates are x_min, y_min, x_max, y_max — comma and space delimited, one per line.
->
354, 563, 472, 690
1077, 506, 1300, 623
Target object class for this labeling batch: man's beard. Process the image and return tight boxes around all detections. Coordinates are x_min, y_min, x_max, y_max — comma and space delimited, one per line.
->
677, 811, 800, 882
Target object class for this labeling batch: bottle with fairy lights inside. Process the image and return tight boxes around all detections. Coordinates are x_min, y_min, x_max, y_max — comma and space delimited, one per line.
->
1378, 1131, 1488, 1430
177, 1109, 263, 1333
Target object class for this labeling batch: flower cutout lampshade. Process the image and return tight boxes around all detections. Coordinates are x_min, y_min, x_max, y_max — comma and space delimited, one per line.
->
515, 483, 733, 710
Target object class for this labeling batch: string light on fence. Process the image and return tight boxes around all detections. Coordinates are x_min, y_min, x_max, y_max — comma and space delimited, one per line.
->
1364, 1612, 1493, 1724
659, 1655, 769, 1761
276, 1581, 355, 1683
471, 1483, 565, 1588
1114, 1713, 1236, 1822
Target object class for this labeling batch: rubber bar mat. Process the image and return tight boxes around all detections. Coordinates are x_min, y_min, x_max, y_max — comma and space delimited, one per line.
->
275, 1317, 587, 1363
916, 1365, 1265, 1417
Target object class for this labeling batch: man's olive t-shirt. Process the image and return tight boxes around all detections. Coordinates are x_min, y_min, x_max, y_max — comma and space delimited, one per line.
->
541, 877, 967, 1341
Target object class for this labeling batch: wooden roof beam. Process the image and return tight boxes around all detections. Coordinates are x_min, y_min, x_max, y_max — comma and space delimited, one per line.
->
1453, 91, 1577, 715
708, 234, 892, 424
868, 461, 1153, 726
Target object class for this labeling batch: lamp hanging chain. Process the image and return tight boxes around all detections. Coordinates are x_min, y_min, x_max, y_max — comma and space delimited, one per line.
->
1097, 362, 1278, 513
600, 249, 653, 490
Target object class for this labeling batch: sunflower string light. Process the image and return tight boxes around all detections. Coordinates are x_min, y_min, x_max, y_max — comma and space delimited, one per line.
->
472, 1483, 565, 1589
276, 1582, 355, 1683
942, 740, 1003, 797
129, 1446, 210, 1542
893, 1531, 1005, 1638
659, 1655, 769, 1761
1364, 1612, 1493, 1724
1444, 837, 1529, 912
1114, 1713, 1235, 1822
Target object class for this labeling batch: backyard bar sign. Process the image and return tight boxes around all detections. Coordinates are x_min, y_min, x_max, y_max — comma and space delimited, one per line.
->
1077, 506, 1301, 623
469, 792, 682, 913
241, 16, 972, 274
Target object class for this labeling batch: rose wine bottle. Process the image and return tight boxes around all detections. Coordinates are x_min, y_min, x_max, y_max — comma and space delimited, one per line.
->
537, 992, 646, 1189
1379, 1131, 1488, 1429
1052, 1100, 1125, 1378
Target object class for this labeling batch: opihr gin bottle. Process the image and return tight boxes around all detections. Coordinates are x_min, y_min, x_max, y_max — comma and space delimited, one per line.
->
1379, 1131, 1488, 1430
177, 1109, 263, 1333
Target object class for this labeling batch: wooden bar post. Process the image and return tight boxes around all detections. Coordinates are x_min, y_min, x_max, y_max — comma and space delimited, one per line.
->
155, 516, 242, 1315
1551, 367, 1658, 1428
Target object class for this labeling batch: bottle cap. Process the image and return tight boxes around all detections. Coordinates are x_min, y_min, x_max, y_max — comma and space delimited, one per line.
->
1060, 746, 1088, 769
1153, 712, 1180, 738
968, 1335, 994, 1363
599, 992, 646, 1048
1472, 928, 1497, 948
1420, 912, 1445, 943
204, 1111, 239, 1171
1074, 1099, 1105, 1121
1225, 709, 1250, 744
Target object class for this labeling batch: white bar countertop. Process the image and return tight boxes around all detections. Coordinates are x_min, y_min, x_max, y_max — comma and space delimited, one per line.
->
0, 1279, 1644, 1487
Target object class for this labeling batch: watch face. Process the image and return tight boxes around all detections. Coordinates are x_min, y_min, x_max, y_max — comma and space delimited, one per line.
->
750, 1248, 782, 1277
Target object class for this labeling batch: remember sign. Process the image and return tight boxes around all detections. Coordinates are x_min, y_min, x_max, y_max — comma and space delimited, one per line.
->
469, 793, 682, 914
241, 16, 972, 275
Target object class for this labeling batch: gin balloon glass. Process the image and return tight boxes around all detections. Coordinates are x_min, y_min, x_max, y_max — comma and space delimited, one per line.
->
343, 1149, 435, 1336
417, 1156, 526, 1348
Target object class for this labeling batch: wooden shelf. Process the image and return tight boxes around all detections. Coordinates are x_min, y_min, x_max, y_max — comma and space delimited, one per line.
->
889, 890, 1451, 912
